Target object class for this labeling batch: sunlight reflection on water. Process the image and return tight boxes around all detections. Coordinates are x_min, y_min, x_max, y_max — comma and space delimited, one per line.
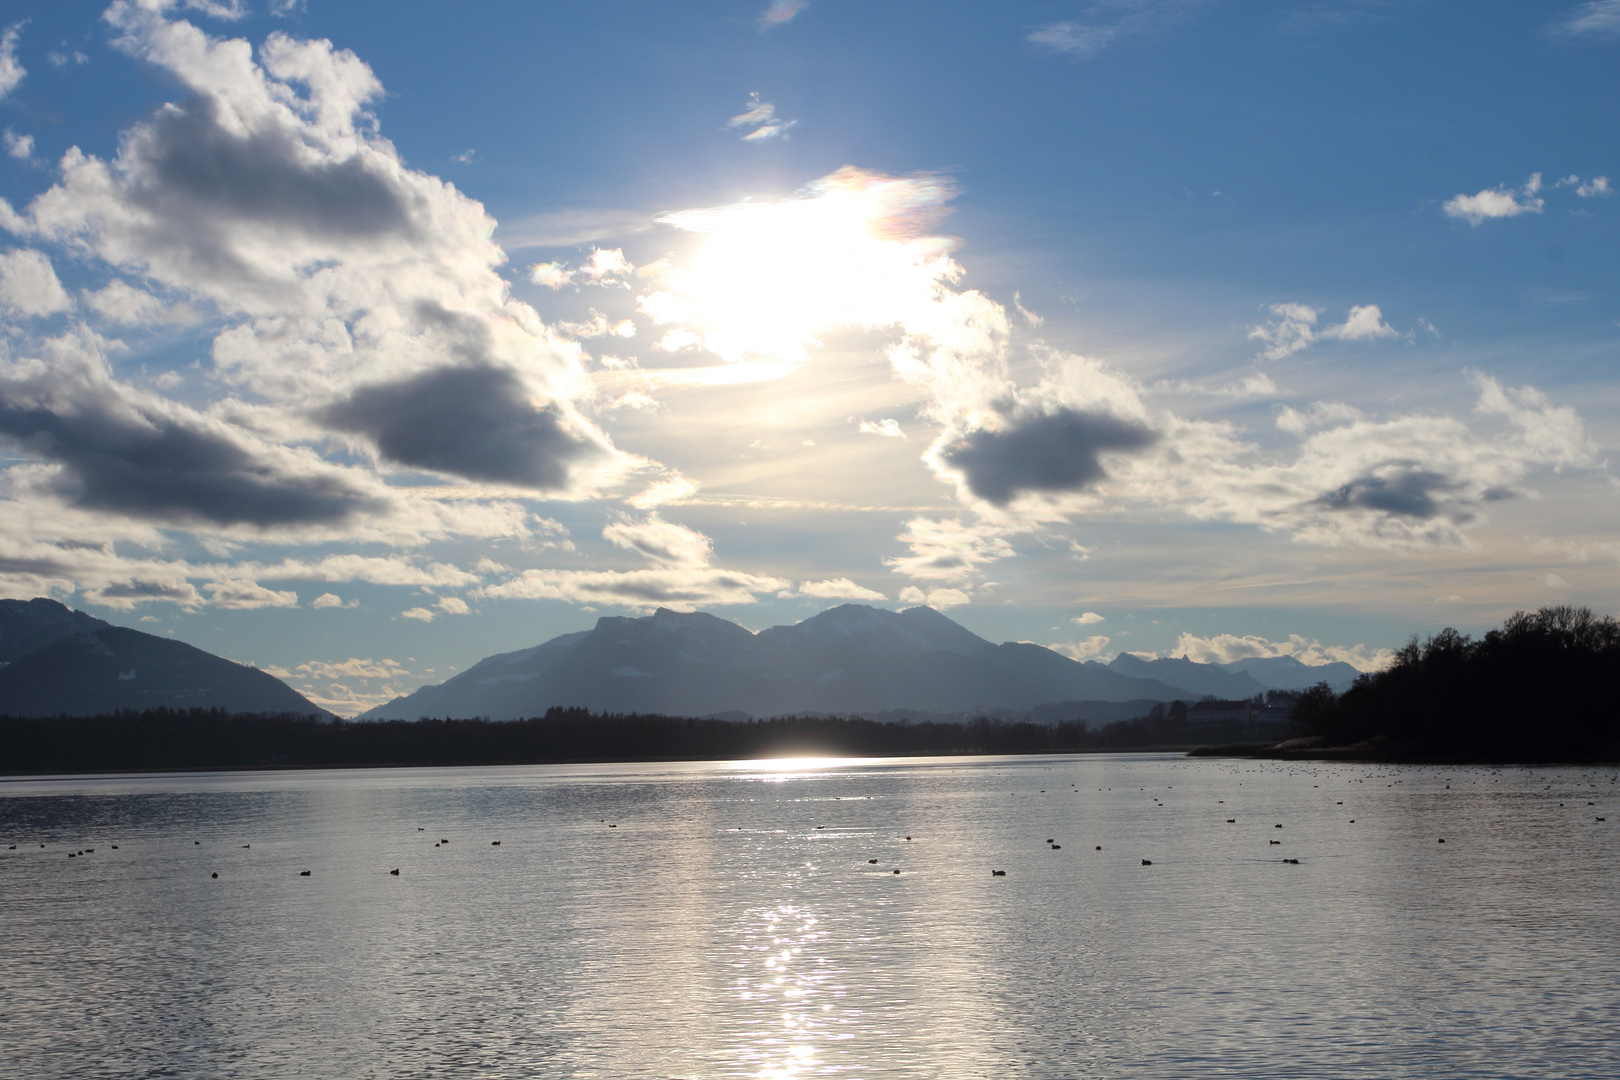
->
0, 754, 1616, 1078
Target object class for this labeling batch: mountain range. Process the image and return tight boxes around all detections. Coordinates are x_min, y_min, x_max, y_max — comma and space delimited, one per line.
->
361, 604, 1361, 721
0, 598, 330, 718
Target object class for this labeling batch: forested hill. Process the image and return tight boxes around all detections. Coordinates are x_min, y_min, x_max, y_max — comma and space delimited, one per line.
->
1284, 606, 1620, 761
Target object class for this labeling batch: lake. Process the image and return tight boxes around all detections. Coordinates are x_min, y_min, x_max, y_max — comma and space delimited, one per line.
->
1, 754, 1616, 1078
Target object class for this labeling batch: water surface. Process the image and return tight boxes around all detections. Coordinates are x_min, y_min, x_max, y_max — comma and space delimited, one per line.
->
2, 754, 1616, 1078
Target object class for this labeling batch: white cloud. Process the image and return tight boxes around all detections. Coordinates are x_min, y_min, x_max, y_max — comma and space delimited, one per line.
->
1550, 1, 1620, 37
1577, 176, 1612, 197
759, 0, 810, 29
401, 606, 435, 622
1073, 611, 1104, 624
1029, 1, 1200, 58
310, 591, 345, 608
795, 577, 886, 601
4, 130, 32, 160
205, 578, 299, 609
480, 515, 790, 612
0, 250, 73, 317
0, 22, 26, 101
559, 309, 635, 339
528, 248, 635, 290
1156, 631, 1393, 671
884, 518, 1014, 581
83, 279, 199, 325
897, 585, 971, 609
1444, 174, 1546, 225
858, 418, 905, 438
436, 595, 469, 615
727, 92, 797, 141
1050, 635, 1110, 661
1545, 572, 1569, 588
1249, 303, 1397, 359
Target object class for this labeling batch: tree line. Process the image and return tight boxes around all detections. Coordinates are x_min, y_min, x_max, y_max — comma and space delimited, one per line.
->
1288, 605, 1620, 760
0, 706, 1290, 774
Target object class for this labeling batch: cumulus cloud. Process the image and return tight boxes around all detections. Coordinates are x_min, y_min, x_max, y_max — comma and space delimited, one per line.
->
4, 131, 32, 160
205, 577, 298, 609
858, 418, 905, 438
0, 329, 389, 529
0, 22, 25, 101
1050, 635, 1111, 661
320, 362, 616, 491
480, 515, 790, 611
897, 585, 971, 609
1576, 176, 1612, 197
937, 406, 1157, 507
1249, 303, 1399, 360
1155, 631, 1392, 672
794, 577, 886, 601
885, 518, 1013, 581
83, 279, 199, 325
529, 248, 636, 290
0, 250, 73, 317
310, 591, 347, 608
400, 606, 435, 622
1444, 174, 1546, 225
727, 92, 797, 141
1073, 611, 1104, 624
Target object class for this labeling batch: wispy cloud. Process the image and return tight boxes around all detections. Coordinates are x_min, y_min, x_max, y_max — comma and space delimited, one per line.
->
759, 0, 811, 30
1029, 1, 1203, 59
1548, 0, 1620, 38
1443, 173, 1546, 225
727, 92, 797, 140
0, 22, 27, 101
1249, 303, 1399, 360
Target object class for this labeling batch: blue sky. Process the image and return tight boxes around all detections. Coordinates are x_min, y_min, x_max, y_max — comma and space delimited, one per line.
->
0, 0, 1616, 714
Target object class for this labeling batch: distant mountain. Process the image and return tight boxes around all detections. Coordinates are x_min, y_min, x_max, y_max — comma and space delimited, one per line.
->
0, 598, 109, 664
1219, 654, 1362, 693
0, 600, 331, 718
361, 604, 1197, 720
1108, 653, 1269, 700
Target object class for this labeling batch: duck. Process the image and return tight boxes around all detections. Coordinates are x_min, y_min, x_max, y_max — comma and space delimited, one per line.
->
892, 869, 901, 874
390, 868, 400, 876
300, 870, 312, 876
1141, 859, 1152, 865
868, 859, 878, 864
991, 869, 1006, 876
1051, 844, 1061, 850
212, 872, 218, 878
491, 841, 501, 846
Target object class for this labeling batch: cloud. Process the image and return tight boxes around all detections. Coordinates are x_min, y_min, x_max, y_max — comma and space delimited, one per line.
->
858, 418, 905, 438
253, 554, 481, 587
0, 250, 72, 318
0, 329, 390, 529
82, 279, 199, 325
320, 362, 618, 491
726, 92, 797, 141
759, 0, 810, 29
4, 131, 32, 160
558, 309, 635, 339
1576, 176, 1612, 197
400, 606, 435, 622
1249, 303, 1398, 359
310, 591, 346, 608
1029, 1, 1202, 58
1549, 0, 1620, 37
205, 577, 298, 609
1073, 611, 1105, 624
937, 406, 1157, 507
0, 22, 25, 101
1545, 572, 1569, 588
480, 515, 789, 611
795, 577, 886, 601
898, 585, 971, 609
1443, 174, 1546, 225
1154, 631, 1393, 672
436, 595, 469, 615
1050, 635, 1110, 661
885, 518, 1013, 581
528, 248, 636, 289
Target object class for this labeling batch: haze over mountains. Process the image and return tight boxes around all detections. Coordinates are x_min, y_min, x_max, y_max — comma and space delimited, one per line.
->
0, 599, 331, 718
361, 604, 1360, 722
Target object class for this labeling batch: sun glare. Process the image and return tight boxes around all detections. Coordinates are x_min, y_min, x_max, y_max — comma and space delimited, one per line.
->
649, 168, 960, 364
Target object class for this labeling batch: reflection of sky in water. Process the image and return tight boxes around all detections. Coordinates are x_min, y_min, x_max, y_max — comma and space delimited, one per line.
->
0, 756, 1617, 1077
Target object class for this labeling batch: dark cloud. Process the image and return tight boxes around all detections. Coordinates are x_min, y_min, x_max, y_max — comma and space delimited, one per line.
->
1317, 468, 1460, 519
320, 364, 605, 489
129, 95, 413, 240
941, 407, 1157, 506
0, 392, 384, 528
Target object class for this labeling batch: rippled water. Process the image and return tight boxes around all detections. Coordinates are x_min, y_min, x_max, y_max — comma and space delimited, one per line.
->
1, 754, 1617, 1078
